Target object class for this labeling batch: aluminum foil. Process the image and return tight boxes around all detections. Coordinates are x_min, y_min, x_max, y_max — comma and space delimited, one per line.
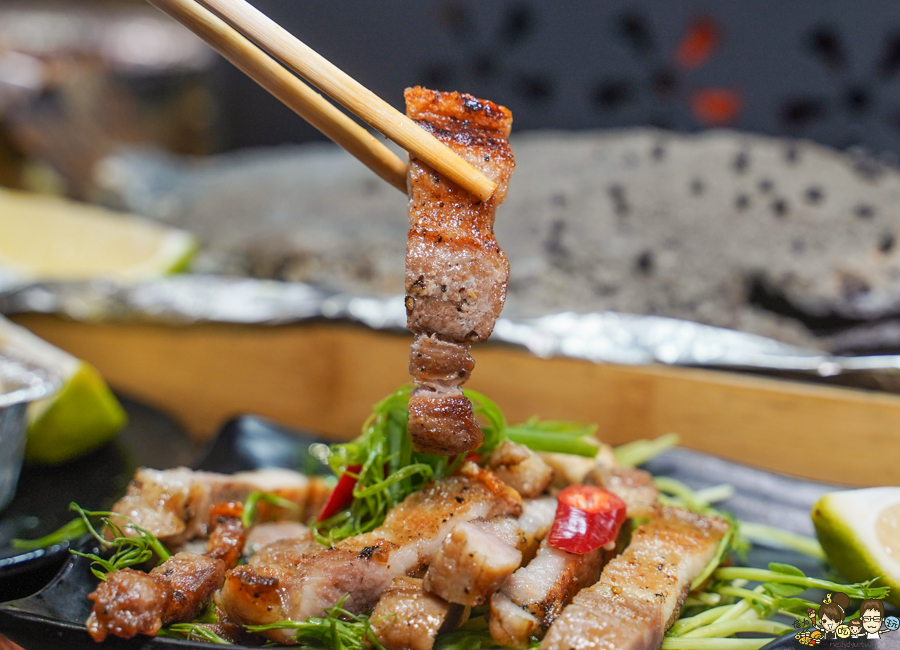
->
3, 276, 900, 386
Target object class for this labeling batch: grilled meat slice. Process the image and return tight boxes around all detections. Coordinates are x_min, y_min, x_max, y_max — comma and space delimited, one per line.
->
425, 521, 523, 606
86, 553, 225, 642
409, 388, 483, 455
405, 86, 515, 456
86, 568, 172, 642
489, 540, 615, 648
489, 440, 554, 498
244, 521, 315, 557
151, 553, 226, 624
541, 506, 729, 650
206, 501, 246, 570
409, 333, 475, 384
218, 464, 521, 640
248, 529, 321, 564
110, 467, 328, 547
585, 466, 659, 519
371, 577, 462, 650
425, 496, 557, 608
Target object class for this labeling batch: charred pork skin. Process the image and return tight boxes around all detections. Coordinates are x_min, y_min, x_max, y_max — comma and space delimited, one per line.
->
404, 87, 515, 456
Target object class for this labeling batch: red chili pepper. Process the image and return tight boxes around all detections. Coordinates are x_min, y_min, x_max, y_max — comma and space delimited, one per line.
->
548, 485, 627, 554
316, 464, 362, 522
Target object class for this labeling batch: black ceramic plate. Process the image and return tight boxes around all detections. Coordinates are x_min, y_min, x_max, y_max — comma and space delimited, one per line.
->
0, 398, 199, 603
0, 423, 890, 650
0, 398, 326, 604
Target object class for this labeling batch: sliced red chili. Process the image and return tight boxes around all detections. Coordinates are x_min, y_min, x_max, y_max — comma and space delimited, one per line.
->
316, 464, 362, 522
548, 485, 627, 554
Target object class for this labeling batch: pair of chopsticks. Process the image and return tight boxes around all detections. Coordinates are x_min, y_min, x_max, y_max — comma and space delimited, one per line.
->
146, 0, 497, 201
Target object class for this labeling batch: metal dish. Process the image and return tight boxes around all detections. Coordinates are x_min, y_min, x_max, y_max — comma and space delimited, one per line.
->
0, 354, 58, 512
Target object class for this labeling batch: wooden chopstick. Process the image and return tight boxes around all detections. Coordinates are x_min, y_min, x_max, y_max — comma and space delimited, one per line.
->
195, 0, 498, 202
146, 0, 408, 193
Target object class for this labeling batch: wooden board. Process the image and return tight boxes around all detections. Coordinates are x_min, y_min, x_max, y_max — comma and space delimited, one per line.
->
13, 314, 900, 487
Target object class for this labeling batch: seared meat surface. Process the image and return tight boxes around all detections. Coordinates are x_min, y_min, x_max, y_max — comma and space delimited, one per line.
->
489, 440, 554, 498
217, 464, 521, 642
425, 521, 522, 606
371, 577, 461, 650
244, 521, 315, 556
490, 540, 615, 648
86, 553, 225, 642
206, 501, 246, 570
86, 568, 171, 642
110, 467, 328, 547
541, 506, 729, 650
585, 466, 659, 519
405, 87, 515, 456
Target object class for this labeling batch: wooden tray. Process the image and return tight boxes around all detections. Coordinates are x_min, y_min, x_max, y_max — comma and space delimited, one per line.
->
13, 314, 900, 487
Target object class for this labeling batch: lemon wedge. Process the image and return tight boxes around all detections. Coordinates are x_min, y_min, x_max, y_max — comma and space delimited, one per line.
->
812, 487, 900, 606
0, 188, 196, 284
0, 315, 126, 464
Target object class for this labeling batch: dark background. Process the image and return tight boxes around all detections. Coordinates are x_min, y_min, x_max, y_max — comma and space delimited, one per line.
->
214, 0, 900, 162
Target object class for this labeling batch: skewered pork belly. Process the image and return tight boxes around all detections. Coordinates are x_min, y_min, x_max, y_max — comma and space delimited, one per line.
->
217, 463, 521, 644
86, 553, 225, 642
371, 577, 463, 650
540, 506, 729, 650
109, 467, 328, 547
404, 87, 515, 456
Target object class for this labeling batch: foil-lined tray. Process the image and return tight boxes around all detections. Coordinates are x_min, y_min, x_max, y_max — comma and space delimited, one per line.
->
3, 276, 900, 391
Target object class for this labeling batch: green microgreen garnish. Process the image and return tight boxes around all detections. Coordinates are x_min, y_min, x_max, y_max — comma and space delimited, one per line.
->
314, 385, 599, 545
245, 594, 384, 650
67, 502, 170, 580
159, 623, 232, 644
11, 517, 89, 551
614, 432, 680, 467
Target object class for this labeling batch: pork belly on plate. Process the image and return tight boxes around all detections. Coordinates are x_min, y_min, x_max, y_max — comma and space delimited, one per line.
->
86, 552, 225, 642
217, 463, 521, 643
371, 577, 462, 650
541, 506, 729, 650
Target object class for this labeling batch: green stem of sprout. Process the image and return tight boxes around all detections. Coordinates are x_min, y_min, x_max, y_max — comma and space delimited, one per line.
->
11, 517, 89, 551
738, 522, 825, 560
614, 433, 680, 467
712, 567, 890, 600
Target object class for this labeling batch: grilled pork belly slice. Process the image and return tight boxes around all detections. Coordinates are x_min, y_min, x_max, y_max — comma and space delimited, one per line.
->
206, 501, 246, 570
409, 388, 483, 455
405, 86, 515, 456
244, 521, 314, 557
218, 464, 521, 641
585, 466, 659, 519
489, 440, 554, 498
371, 577, 462, 650
489, 540, 614, 648
247, 528, 321, 564
425, 521, 523, 606
426, 496, 557, 608
541, 506, 729, 650
110, 467, 328, 547
86, 553, 225, 642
